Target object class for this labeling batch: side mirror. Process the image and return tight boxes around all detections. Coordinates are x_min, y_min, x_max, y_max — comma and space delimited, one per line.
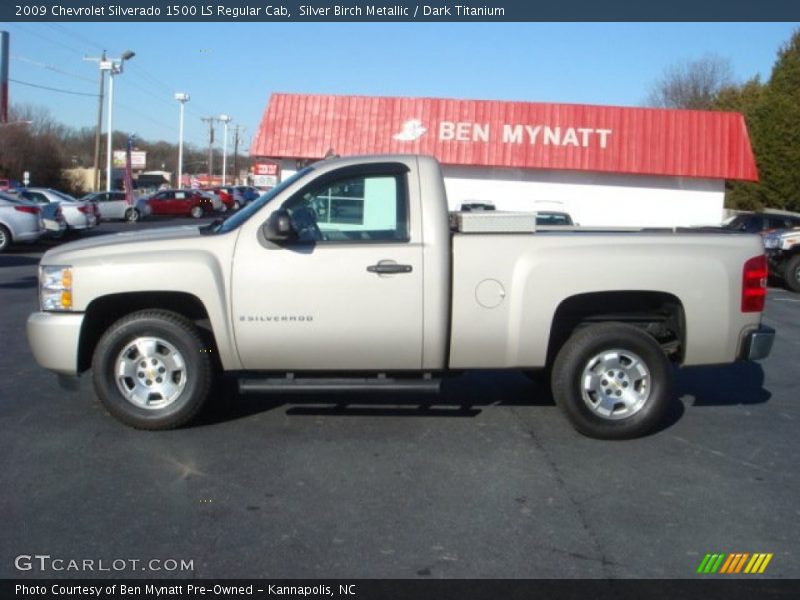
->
263, 209, 296, 242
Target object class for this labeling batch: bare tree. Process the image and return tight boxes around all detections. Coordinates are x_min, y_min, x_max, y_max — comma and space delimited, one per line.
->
646, 55, 734, 110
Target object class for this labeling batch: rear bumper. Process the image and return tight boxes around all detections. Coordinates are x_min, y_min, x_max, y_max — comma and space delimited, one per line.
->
739, 325, 776, 361
27, 312, 85, 375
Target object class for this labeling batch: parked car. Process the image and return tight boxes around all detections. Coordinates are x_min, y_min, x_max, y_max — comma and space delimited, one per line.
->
234, 185, 261, 204
0, 178, 23, 193
3, 193, 66, 238
146, 189, 214, 218
18, 188, 98, 232
198, 189, 224, 212
0, 192, 45, 252
211, 186, 241, 211
763, 227, 800, 292
81, 191, 152, 222
723, 212, 800, 234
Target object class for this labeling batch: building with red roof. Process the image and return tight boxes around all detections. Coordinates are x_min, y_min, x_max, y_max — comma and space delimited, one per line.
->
250, 93, 758, 227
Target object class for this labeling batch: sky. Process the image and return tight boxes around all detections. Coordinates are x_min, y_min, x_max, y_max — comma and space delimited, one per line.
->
2, 22, 798, 156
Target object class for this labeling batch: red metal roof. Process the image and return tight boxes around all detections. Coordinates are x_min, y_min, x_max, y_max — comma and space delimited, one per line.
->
251, 93, 758, 181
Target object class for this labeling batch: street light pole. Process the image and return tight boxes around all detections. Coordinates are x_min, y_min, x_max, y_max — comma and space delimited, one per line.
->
219, 114, 232, 185
105, 66, 115, 192
174, 93, 190, 188
102, 50, 135, 192
83, 51, 106, 191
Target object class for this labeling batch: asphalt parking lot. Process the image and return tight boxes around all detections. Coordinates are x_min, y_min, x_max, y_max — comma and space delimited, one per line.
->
1, 218, 798, 579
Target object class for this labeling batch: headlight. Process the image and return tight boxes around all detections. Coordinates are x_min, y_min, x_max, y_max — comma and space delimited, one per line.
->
40, 265, 73, 311
762, 235, 780, 249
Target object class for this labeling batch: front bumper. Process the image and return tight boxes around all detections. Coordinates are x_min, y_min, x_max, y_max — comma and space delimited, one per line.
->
27, 311, 85, 375
739, 325, 776, 361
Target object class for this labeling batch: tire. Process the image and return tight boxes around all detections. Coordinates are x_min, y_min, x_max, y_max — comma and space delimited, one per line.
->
124, 208, 140, 222
0, 225, 10, 253
91, 310, 213, 430
784, 255, 800, 293
219, 204, 228, 213
190, 205, 204, 219
551, 323, 672, 440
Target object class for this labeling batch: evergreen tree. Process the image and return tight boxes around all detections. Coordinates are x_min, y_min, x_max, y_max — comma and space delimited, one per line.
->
753, 30, 800, 212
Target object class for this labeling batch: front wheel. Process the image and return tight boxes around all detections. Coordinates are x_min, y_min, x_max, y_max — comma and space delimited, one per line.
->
551, 323, 672, 439
124, 208, 140, 222
92, 310, 213, 429
784, 255, 800, 293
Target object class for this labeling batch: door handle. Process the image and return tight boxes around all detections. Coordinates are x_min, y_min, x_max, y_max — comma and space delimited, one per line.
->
367, 263, 413, 274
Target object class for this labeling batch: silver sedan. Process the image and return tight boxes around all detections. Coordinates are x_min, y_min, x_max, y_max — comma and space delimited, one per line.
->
81, 191, 152, 221
18, 188, 99, 231
0, 192, 46, 252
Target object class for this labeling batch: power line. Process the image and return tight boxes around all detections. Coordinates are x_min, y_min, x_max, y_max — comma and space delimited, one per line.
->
47, 23, 105, 53
12, 54, 97, 84
9, 78, 98, 98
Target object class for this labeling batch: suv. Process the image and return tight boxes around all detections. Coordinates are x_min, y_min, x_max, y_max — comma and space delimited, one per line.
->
763, 227, 800, 292
724, 212, 800, 234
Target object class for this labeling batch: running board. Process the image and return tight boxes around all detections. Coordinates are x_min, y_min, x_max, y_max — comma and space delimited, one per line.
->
238, 374, 441, 394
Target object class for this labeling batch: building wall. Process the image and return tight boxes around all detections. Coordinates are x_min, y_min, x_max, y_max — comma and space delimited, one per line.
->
273, 159, 725, 228
442, 165, 725, 228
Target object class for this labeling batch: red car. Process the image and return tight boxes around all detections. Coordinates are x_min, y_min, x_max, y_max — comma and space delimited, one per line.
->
146, 189, 214, 219
211, 186, 239, 211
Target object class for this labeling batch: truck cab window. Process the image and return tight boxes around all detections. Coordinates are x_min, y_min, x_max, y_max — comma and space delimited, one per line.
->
284, 173, 408, 242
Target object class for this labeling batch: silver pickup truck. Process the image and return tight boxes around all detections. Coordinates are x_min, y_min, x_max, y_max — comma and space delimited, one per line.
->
27, 155, 775, 439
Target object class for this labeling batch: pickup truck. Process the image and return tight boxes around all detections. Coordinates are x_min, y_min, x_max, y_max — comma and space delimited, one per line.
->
27, 155, 775, 439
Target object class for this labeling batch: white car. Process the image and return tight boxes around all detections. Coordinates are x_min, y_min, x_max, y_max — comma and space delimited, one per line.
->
80, 191, 152, 222
0, 192, 45, 252
18, 188, 98, 231
198, 190, 224, 212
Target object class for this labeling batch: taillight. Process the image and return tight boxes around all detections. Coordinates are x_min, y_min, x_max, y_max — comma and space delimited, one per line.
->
742, 255, 768, 312
78, 205, 91, 214
14, 205, 40, 215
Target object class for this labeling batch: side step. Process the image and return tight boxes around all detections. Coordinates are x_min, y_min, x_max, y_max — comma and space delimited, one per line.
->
238, 374, 441, 394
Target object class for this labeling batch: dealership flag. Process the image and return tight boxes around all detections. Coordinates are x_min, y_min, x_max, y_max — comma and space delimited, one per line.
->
124, 134, 135, 206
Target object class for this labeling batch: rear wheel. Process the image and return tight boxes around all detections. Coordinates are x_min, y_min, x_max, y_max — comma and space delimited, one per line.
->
124, 208, 140, 222
551, 323, 672, 439
92, 310, 213, 429
0, 225, 10, 252
784, 255, 800, 293
190, 205, 204, 219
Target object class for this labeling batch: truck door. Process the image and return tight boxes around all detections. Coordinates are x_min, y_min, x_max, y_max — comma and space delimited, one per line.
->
231, 163, 424, 370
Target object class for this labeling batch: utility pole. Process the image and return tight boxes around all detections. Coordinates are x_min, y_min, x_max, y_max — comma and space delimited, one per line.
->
83, 51, 106, 191
201, 116, 217, 186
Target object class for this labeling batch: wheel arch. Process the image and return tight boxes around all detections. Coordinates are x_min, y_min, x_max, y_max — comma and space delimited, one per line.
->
546, 290, 686, 367
78, 292, 218, 373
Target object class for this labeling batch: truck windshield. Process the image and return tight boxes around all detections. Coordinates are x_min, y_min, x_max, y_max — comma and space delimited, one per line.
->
212, 166, 315, 234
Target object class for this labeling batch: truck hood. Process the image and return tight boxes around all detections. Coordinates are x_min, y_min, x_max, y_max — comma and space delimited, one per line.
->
41, 226, 205, 265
